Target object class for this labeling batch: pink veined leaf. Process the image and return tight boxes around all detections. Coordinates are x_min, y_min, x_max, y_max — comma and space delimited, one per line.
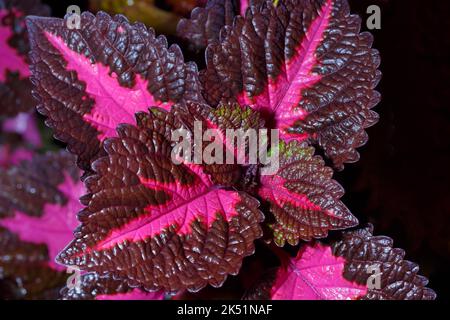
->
258, 140, 357, 246
181, 101, 266, 188
61, 273, 165, 300
201, 0, 381, 169
57, 107, 264, 293
26, 11, 204, 172
271, 243, 367, 299
244, 225, 437, 300
0, 0, 49, 117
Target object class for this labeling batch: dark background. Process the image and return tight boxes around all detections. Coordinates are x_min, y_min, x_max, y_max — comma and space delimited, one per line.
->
42, 0, 450, 300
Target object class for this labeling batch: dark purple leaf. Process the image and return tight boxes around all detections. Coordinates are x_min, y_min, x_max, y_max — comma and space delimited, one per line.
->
258, 140, 357, 246
57, 107, 264, 293
201, 0, 381, 169
244, 225, 437, 300
27, 11, 204, 172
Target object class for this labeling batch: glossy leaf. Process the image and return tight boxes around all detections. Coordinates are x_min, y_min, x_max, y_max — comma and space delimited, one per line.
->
57, 107, 264, 293
332, 225, 437, 300
244, 225, 436, 300
258, 140, 357, 246
201, 0, 381, 169
27, 11, 204, 172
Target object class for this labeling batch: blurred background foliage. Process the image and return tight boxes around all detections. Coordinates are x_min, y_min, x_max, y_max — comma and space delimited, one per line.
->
90, 0, 206, 34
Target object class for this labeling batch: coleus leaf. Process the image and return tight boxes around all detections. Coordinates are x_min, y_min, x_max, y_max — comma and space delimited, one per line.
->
57, 107, 264, 293
61, 273, 165, 300
177, 0, 238, 52
201, 0, 381, 169
26, 11, 204, 172
244, 225, 437, 300
0, 0, 49, 117
0, 227, 68, 299
258, 140, 357, 246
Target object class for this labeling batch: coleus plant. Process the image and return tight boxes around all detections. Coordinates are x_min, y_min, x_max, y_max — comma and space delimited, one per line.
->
1, 0, 434, 300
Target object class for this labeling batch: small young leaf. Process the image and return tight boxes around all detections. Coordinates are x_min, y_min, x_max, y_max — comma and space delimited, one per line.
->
258, 140, 357, 246
183, 101, 265, 187
244, 225, 437, 300
27, 11, 204, 172
201, 0, 381, 169
61, 273, 165, 300
57, 108, 264, 293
